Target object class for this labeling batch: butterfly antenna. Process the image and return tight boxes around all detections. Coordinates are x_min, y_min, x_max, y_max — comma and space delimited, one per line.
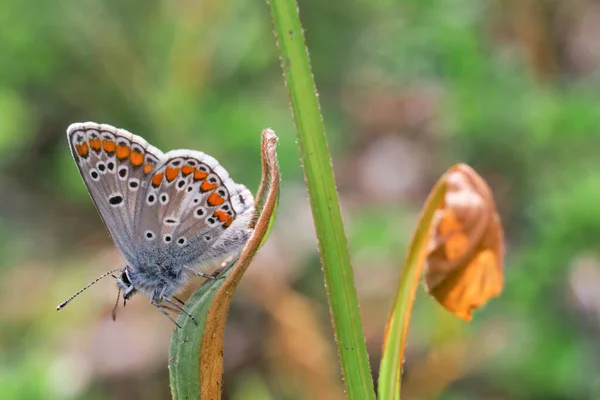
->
112, 286, 122, 321
56, 267, 122, 310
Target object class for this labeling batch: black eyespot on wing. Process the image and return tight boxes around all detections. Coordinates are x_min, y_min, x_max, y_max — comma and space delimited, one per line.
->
98, 163, 106, 172
129, 180, 139, 189
90, 170, 99, 180
239, 194, 246, 205
107, 161, 115, 171
108, 194, 123, 206
145, 230, 155, 240
164, 234, 172, 243
218, 189, 225, 197
118, 167, 128, 178
177, 180, 186, 189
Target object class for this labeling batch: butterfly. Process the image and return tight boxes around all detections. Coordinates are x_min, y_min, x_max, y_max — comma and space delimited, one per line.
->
57, 122, 254, 326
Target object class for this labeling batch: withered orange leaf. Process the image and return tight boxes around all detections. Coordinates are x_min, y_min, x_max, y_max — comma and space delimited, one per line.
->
424, 164, 504, 321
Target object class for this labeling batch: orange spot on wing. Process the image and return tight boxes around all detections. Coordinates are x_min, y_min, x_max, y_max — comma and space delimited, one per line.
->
152, 172, 164, 188
214, 210, 233, 227
165, 166, 180, 182
75, 142, 89, 158
144, 163, 153, 174
200, 180, 218, 192
193, 169, 208, 181
102, 140, 116, 154
207, 192, 225, 206
116, 144, 130, 160
181, 165, 194, 176
89, 138, 101, 152
130, 149, 144, 166
213, 210, 227, 221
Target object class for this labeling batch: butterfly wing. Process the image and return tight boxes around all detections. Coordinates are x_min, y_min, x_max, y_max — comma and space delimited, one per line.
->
67, 122, 165, 265
135, 150, 254, 273
69, 122, 254, 278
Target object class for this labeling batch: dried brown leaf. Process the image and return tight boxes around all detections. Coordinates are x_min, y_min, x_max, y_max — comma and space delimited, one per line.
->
424, 164, 504, 321
198, 129, 280, 399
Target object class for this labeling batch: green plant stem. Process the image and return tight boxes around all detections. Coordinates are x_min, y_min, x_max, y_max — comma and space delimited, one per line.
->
378, 179, 447, 400
267, 1, 376, 399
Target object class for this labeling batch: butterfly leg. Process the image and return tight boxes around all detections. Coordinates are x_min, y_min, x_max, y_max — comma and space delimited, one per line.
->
158, 303, 184, 314
183, 265, 224, 280
161, 296, 198, 326
151, 300, 182, 329
212, 257, 238, 277
183, 256, 238, 281
197, 271, 221, 280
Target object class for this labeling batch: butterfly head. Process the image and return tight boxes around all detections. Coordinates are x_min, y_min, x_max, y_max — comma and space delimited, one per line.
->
116, 267, 138, 302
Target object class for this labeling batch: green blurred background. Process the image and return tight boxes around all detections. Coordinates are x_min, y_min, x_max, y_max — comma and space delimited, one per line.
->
2, 0, 600, 399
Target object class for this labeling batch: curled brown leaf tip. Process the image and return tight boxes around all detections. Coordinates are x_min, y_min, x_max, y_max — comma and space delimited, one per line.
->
197, 128, 280, 400
424, 163, 504, 321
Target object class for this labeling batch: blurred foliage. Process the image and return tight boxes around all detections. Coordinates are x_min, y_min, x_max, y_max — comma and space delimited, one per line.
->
1, 0, 600, 399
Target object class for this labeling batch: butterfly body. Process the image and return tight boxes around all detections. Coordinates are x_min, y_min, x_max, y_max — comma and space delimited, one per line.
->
64, 122, 254, 323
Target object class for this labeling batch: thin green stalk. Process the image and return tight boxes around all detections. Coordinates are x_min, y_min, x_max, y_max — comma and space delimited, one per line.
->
266, 1, 376, 399
378, 180, 447, 400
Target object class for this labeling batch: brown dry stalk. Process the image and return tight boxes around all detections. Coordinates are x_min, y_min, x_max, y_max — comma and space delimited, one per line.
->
197, 129, 280, 399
